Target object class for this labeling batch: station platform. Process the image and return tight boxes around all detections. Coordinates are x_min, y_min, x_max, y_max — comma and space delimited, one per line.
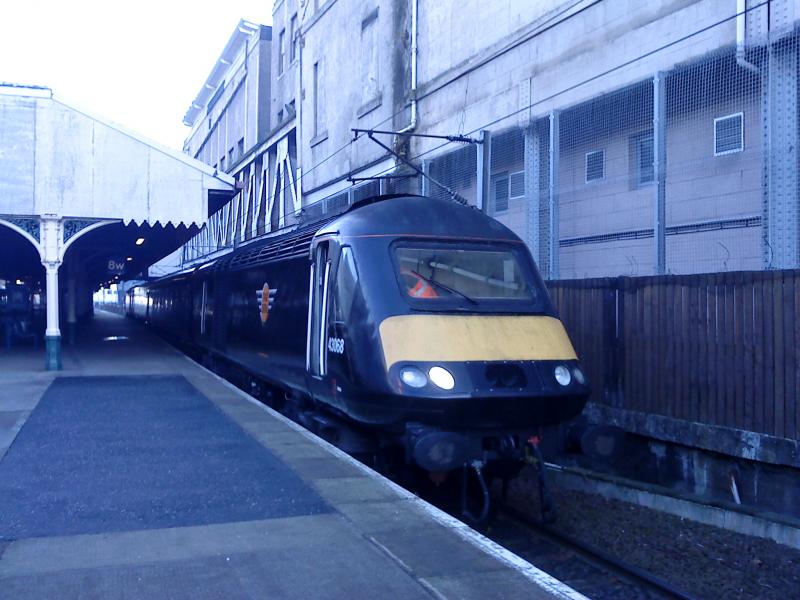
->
0, 311, 582, 600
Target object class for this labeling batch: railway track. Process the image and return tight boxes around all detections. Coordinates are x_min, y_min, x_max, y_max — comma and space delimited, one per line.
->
409, 469, 697, 599
485, 502, 696, 600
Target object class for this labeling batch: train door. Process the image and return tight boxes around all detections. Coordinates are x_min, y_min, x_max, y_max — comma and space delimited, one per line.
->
212, 269, 229, 351
200, 281, 207, 336
325, 246, 358, 393
307, 241, 330, 380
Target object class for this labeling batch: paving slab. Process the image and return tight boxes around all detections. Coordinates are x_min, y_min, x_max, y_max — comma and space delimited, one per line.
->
0, 410, 28, 460
368, 522, 510, 578
420, 570, 558, 600
0, 375, 329, 539
334, 498, 436, 534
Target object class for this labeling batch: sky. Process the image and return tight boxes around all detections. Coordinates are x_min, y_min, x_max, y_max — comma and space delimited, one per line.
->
0, 0, 273, 150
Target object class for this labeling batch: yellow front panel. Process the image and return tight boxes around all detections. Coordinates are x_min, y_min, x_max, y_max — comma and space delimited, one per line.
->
379, 314, 578, 369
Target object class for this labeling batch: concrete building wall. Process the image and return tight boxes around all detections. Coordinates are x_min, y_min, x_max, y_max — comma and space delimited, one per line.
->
557, 90, 762, 236
561, 237, 655, 279
170, 0, 800, 276
411, 0, 740, 160
665, 93, 762, 225
256, 29, 273, 141
299, 0, 408, 200
183, 23, 272, 174
271, 0, 299, 130
0, 95, 36, 214
417, 0, 564, 87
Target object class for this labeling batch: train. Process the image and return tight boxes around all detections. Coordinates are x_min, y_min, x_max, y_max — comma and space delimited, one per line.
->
127, 194, 590, 515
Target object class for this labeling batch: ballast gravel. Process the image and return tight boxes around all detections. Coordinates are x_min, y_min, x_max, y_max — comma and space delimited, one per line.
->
508, 470, 800, 600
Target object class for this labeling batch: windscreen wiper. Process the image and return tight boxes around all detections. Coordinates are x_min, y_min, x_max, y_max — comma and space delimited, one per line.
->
411, 270, 478, 305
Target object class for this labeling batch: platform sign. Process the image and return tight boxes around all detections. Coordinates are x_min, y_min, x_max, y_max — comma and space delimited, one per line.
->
107, 258, 126, 275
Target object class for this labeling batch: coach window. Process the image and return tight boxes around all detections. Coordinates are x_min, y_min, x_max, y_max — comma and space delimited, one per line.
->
332, 247, 359, 324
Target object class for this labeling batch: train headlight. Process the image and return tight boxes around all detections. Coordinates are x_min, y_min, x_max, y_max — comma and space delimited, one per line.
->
400, 366, 428, 388
572, 366, 586, 385
428, 366, 455, 390
554, 365, 572, 386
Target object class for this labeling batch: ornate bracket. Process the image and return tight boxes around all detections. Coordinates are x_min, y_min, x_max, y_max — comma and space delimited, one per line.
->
4, 217, 40, 243
63, 219, 101, 244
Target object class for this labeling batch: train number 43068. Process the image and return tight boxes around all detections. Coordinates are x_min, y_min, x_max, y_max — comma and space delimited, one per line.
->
327, 337, 345, 354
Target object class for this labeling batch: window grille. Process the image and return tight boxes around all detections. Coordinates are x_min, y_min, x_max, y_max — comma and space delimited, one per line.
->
585, 150, 605, 182
632, 132, 654, 186
352, 180, 380, 203
509, 171, 525, 198
492, 173, 509, 212
714, 112, 743, 155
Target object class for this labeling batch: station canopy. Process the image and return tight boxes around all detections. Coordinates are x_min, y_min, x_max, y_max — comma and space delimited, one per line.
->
0, 84, 235, 290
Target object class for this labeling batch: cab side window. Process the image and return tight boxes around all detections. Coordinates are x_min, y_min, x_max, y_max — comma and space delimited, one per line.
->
332, 247, 359, 324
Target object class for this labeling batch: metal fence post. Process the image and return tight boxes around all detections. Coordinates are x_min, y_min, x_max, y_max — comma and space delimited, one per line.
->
548, 111, 560, 280
764, 39, 799, 268
653, 71, 667, 275
525, 123, 542, 265
476, 129, 491, 213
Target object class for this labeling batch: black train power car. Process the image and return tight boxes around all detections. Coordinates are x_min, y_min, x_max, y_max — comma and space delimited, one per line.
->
129, 195, 589, 476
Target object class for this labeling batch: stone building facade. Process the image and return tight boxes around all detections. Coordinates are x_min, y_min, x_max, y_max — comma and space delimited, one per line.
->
174, 0, 800, 279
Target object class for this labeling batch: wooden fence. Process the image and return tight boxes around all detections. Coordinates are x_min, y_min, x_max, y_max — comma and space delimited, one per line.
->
548, 270, 800, 442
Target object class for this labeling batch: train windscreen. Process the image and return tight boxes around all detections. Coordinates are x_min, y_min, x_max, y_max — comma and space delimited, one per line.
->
393, 242, 548, 312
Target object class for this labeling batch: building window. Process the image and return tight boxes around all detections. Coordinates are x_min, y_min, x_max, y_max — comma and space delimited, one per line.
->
509, 171, 525, 198
491, 173, 510, 213
220, 156, 226, 172
585, 150, 604, 183
228, 147, 235, 166
237, 138, 244, 158
714, 112, 744, 155
490, 170, 524, 214
313, 60, 325, 136
290, 15, 298, 62
277, 109, 284, 124
632, 132, 654, 186
360, 9, 379, 103
278, 29, 286, 75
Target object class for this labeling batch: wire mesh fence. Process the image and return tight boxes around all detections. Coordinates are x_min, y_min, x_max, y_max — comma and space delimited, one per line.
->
378, 1, 797, 280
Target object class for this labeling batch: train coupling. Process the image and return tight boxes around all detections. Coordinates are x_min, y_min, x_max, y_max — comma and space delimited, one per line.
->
525, 436, 557, 524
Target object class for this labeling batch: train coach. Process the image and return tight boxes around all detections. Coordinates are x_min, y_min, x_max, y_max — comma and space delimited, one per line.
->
128, 195, 590, 512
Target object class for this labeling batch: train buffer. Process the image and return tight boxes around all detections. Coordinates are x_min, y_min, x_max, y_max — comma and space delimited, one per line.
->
0, 311, 583, 600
